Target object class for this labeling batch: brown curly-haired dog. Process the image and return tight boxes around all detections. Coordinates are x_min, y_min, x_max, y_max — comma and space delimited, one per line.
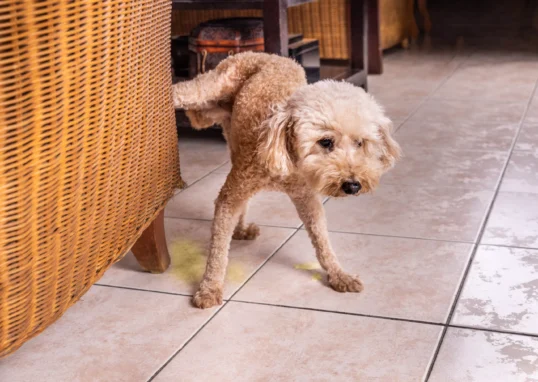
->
173, 52, 401, 309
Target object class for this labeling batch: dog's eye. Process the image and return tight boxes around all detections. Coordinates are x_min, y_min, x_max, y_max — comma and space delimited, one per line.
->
318, 138, 334, 150
357, 140, 363, 147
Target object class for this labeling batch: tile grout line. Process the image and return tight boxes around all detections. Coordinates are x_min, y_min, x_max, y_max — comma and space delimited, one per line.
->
230, 299, 445, 327
163, 215, 301, 230
93, 283, 193, 298
447, 323, 538, 339
314, 228, 475, 245
146, 225, 304, 382
481, 242, 538, 251
227, 226, 303, 301
93, 285, 538, 341
424, 78, 538, 381
165, 214, 476, 245
229, 299, 538, 339
166, 210, 538, 248
147, 300, 229, 382
173, 160, 229, 195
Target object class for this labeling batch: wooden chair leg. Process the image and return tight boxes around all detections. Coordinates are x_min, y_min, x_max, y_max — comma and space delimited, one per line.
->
367, 0, 383, 75
349, 0, 369, 89
417, 0, 432, 34
131, 210, 170, 274
263, 0, 289, 56
408, 0, 420, 41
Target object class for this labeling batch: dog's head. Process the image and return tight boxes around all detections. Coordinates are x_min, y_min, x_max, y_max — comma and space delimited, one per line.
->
258, 80, 401, 197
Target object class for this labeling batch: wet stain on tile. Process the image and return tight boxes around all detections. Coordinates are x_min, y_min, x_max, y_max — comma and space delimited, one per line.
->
294, 261, 324, 282
453, 246, 538, 334
482, 192, 538, 248
169, 239, 244, 284
512, 280, 538, 301
484, 332, 538, 377
430, 329, 538, 381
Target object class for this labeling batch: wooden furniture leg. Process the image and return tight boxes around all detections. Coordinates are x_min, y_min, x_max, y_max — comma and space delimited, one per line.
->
367, 0, 382, 74
131, 210, 171, 274
349, 0, 368, 89
263, 0, 289, 56
408, 0, 420, 41
417, 0, 432, 34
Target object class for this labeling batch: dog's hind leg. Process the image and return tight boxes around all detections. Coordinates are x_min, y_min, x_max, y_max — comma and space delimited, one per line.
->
172, 52, 266, 110
232, 202, 260, 240
173, 69, 235, 110
192, 170, 259, 309
287, 188, 363, 293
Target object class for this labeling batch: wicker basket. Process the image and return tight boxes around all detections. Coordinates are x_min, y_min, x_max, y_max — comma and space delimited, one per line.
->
0, 0, 182, 357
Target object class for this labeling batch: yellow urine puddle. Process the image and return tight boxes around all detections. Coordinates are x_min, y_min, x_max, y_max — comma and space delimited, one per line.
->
169, 239, 244, 284
294, 261, 323, 281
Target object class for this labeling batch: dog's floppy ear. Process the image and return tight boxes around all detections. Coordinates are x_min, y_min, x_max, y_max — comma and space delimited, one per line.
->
378, 116, 401, 169
257, 105, 296, 177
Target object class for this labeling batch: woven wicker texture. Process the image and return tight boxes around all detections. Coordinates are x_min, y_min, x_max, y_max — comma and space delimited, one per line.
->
0, 0, 181, 357
172, 0, 413, 59
171, 1, 349, 59
380, 0, 414, 49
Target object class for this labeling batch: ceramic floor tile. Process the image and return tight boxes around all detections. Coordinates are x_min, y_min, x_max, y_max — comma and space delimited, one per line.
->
153, 302, 442, 382
396, 121, 518, 152
383, 40, 472, 63
234, 230, 473, 322
482, 192, 538, 248
409, 99, 526, 125
177, 134, 229, 185
214, 161, 231, 174
429, 328, 538, 382
382, 146, 507, 190
99, 218, 293, 297
432, 63, 537, 102
433, 80, 535, 103
370, 95, 424, 122
525, 93, 538, 124
500, 150, 538, 194
367, 59, 456, 99
452, 245, 538, 334
0, 286, 216, 382
165, 173, 303, 228
324, 186, 493, 242
458, 58, 538, 80
368, 76, 441, 99
380, 53, 463, 81
515, 124, 538, 151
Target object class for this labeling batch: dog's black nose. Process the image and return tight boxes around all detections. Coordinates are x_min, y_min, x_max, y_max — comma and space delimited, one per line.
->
342, 181, 361, 195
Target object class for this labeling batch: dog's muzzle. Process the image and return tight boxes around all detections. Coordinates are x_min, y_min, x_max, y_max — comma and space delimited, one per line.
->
342, 181, 361, 195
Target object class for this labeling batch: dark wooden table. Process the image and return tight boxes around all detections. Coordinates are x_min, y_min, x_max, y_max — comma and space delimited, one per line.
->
173, 0, 369, 89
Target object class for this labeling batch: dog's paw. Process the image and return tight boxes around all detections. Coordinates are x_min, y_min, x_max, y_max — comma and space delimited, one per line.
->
328, 271, 364, 293
192, 287, 223, 309
232, 223, 260, 240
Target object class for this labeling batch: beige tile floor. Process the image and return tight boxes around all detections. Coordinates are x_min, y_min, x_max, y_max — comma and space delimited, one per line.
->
2, 38, 538, 382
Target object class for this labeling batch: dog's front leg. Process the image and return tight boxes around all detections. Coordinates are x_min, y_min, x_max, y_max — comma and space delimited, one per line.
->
192, 173, 254, 309
288, 190, 363, 293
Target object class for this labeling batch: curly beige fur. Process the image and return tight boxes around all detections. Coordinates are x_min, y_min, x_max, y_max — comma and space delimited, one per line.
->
173, 52, 401, 309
